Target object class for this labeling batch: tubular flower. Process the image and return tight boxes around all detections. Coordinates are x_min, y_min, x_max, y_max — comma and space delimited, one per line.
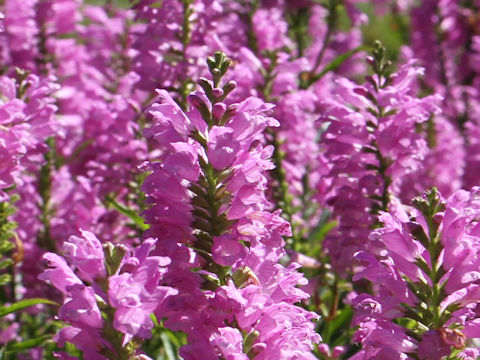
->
319, 43, 440, 273
142, 52, 320, 359
0, 72, 59, 200
352, 188, 480, 359
39, 230, 176, 359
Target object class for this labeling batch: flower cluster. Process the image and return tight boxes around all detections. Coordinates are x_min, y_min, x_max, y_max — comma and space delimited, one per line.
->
0, 72, 59, 200
2, 1, 480, 360
352, 188, 480, 359
320, 42, 440, 273
39, 230, 176, 360
142, 52, 320, 359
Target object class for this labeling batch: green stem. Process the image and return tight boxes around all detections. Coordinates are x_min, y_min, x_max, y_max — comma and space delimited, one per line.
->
241, 4, 304, 244
37, 138, 56, 252
244, 0, 260, 56
310, 0, 339, 76
390, 3, 409, 45
189, 66, 235, 286
34, 4, 51, 76
96, 271, 138, 360
367, 50, 395, 214
375, 144, 392, 213
102, 307, 136, 360
179, 0, 194, 110
426, 211, 442, 327
269, 130, 298, 245
288, 7, 310, 58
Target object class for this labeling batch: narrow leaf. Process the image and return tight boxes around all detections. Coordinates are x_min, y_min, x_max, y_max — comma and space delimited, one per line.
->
160, 332, 177, 360
5, 335, 51, 352
105, 196, 149, 231
309, 45, 372, 84
0, 298, 58, 318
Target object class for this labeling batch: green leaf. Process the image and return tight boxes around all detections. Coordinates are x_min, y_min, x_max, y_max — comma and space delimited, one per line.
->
105, 196, 149, 231
150, 313, 159, 327
328, 306, 354, 343
0, 241, 14, 253
0, 259, 13, 270
0, 298, 58, 318
160, 332, 177, 360
398, 303, 427, 326
414, 258, 431, 277
5, 335, 51, 352
165, 331, 181, 348
308, 220, 337, 255
0, 273, 11, 286
309, 45, 372, 84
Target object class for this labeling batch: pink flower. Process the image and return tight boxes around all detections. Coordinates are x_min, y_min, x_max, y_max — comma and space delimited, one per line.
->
63, 230, 106, 282
38, 253, 82, 294
59, 284, 103, 329
212, 234, 246, 267
252, 8, 292, 52
417, 330, 451, 360
210, 327, 248, 360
